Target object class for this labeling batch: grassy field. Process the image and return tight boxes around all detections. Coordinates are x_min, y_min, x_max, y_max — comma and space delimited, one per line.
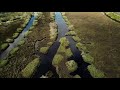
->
65, 12, 120, 78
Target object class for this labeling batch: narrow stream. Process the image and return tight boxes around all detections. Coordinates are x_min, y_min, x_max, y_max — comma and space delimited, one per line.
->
33, 12, 92, 78
0, 15, 35, 60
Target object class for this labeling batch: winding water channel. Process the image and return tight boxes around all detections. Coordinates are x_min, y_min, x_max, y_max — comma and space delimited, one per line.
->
0, 12, 92, 78
0, 15, 35, 60
33, 12, 92, 78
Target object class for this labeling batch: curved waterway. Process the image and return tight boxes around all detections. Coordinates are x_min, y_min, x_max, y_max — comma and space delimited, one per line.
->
33, 12, 92, 78
0, 15, 35, 60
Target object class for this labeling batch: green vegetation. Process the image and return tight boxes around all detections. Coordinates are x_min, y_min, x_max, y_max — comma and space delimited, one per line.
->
21, 58, 40, 78
57, 37, 69, 53
6, 38, 14, 43
49, 22, 58, 40
24, 31, 32, 37
12, 33, 19, 39
16, 28, 23, 33
47, 42, 54, 46
52, 54, 64, 67
105, 12, 120, 21
39, 47, 49, 54
57, 45, 66, 53
65, 31, 76, 36
9, 47, 19, 55
0, 43, 9, 51
59, 37, 69, 47
65, 48, 73, 58
73, 74, 81, 78
18, 40, 25, 46
82, 53, 94, 64
65, 60, 78, 73
72, 36, 81, 42
87, 64, 105, 78
76, 42, 88, 52
50, 12, 55, 21
0, 59, 8, 68
68, 25, 74, 31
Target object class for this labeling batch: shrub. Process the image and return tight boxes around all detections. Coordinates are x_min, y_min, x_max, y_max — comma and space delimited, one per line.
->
73, 74, 81, 78
0, 43, 9, 51
0, 59, 8, 68
65, 48, 73, 58
12, 33, 19, 39
72, 36, 81, 42
87, 64, 105, 78
65, 31, 76, 36
52, 54, 64, 67
18, 40, 25, 46
82, 53, 94, 64
6, 38, 14, 43
21, 58, 40, 78
9, 47, 19, 55
39, 47, 49, 54
65, 60, 78, 73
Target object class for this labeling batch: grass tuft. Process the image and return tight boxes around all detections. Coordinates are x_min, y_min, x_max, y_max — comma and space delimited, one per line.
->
52, 54, 64, 67
72, 36, 81, 42
0, 59, 8, 68
65, 31, 76, 36
21, 58, 40, 78
0, 43, 9, 51
65, 60, 78, 73
87, 64, 105, 78
39, 47, 49, 54
9, 47, 19, 55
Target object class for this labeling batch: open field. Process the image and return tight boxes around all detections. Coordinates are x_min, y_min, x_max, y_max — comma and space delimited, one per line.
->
65, 12, 120, 78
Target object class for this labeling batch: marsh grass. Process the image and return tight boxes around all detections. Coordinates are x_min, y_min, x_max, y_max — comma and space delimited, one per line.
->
21, 58, 40, 78
9, 47, 19, 55
16, 28, 23, 33
87, 64, 105, 78
52, 54, 64, 67
12, 33, 19, 39
66, 48, 73, 58
0, 43, 9, 51
65, 60, 78, 73
76, 42, 88, 52
17, 40, 25, 46
72, 36, 81, 42
82, 53, 94, 64
68, 25, 74, 31
39, 47, 49, 54
65, 31, 76, 36
0, 59, 8, 68
105, 12, 120, 21
59, 37, 69, 47
6, 38, 14, 43
24, 31, 32, 37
